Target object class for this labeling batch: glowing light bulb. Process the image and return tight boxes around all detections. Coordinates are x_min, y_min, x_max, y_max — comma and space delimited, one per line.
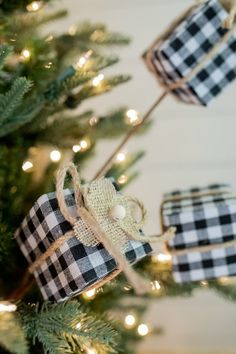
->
21, 49, 31, 59
86, 348, 97, 354
89, 116, 98, 126
0, 302, 17, 313
50, 150, 61, 162
117, 174, 128, 185
124, 314, 136, 328
200, 281, 208, 287
72, 145, 81, 153
151, 280, 161, 291
77, 56, 86, 68
22, 161, 33, 172
125, 109, 141, 126
26, 1, 42, 12
137, 323, 149, 336
83, 288, 96, 300
68, 25, 77, 36
79, 137, 91, 151
76, 322, 81, 329
152, 253, 172, 263
92, 74, 104, 87
116, 152, 126, 163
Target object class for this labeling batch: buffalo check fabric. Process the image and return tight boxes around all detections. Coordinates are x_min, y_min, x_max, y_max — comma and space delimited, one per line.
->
145, 0, 236, 105
15, 189, 152, 302
161, 184, 236, 283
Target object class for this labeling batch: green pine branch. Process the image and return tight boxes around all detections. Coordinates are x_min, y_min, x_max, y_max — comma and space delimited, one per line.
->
0, 77, 32, 126
0, 44, 13, 71
20, 301, 119, 354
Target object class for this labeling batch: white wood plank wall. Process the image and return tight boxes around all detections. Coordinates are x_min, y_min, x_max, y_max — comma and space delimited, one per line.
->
47, 1, 236, 352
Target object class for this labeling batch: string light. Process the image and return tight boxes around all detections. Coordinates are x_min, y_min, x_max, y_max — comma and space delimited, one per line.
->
200, 281, 208, 287
50, 150, 61, 162
72, 145, 81, 153
124, 314, 136, 328
76, 322, 81, 330
151, 280, 161, 291
86, 348, 97, 354
26, 1, 42, 12
92, 74, 104, 87
89, 116, 99, 126
21, 49, 31, 60
76, 50, 92, 69
137, 323, 149, 336
68, 25, 77, 36
125, 109, 142, 126
115, 152, 126, 163
152, 253, 172, 263
118, 174, 128, 185
0, 302, 17, 313
79, 137, 91, 152
22, 160, 33, 172
83, 288, 96, 300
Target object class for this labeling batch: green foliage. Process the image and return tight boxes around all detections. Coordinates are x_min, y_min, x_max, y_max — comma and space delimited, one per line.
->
20, 301, 119, 354
0, 44, 13, 71
0, 312, 28, 354
0, 77, 32, 136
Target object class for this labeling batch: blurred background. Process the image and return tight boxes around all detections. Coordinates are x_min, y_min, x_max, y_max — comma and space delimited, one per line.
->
43, 0, 236, 353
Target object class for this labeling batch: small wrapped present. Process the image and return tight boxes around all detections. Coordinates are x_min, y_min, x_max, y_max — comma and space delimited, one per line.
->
15, 163, 154, 302
143, 0, 236, 105
161, 183, 236, 283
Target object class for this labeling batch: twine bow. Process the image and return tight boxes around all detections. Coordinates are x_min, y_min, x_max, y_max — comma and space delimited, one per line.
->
28, 162, 175, 295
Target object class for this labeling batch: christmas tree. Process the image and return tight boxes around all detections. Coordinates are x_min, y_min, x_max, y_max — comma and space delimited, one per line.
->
1, 1, 236, 354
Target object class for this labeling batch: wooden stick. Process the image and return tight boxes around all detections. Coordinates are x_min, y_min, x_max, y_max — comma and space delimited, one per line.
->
93, 90, 168, 179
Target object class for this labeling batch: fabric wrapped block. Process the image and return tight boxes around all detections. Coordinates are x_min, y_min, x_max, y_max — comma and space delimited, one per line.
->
161, 183, 236, 283
15, 188, 152, 302
144, 0, 236, 105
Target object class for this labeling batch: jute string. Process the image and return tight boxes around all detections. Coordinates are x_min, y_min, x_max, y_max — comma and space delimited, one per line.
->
160, 188, 236, 256
94, 1, 236, 179
28, 162, 176, 295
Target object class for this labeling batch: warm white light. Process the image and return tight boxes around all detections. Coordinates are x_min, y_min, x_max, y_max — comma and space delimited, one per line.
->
83, 288, 96, 299
137, 323, 149, 336
92, 74, 104, 87
0, 303, 17, 313
22, 160, 33, 172
116, 152, 126, 163
79, 137, 91, 151
86, 348, 97, 354
200, 281, 208, 287
152, 253, 172, 263
151, 280, 161, 291
21, 49, 31, 59
76, 322, 81, 330
118, 174, 128, 185
26, 1, 42, 12
125, 109, 141, 126
68, 25, 77, 36
80, 140, 88, 149
72, 145, 81, 153
76, 56, 87, 68
89, 116, 98, 126
124, 314, 136, 328
50, 150, 61, 162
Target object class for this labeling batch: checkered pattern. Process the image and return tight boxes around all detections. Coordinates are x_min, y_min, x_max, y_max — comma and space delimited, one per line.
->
15, 189, 152, 302
161, 184, 236, 283
145, 0, 236, 105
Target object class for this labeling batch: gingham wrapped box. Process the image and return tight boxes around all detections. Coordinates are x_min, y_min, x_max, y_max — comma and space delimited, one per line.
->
15, 189, 152, 302
144, 0, 236, 105
161, 184, 236, 283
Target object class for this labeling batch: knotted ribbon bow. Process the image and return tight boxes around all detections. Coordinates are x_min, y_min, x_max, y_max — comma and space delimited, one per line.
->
29, 162, 175, 295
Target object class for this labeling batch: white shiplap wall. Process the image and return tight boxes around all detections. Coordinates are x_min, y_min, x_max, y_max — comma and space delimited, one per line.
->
48, 0, 236, 352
